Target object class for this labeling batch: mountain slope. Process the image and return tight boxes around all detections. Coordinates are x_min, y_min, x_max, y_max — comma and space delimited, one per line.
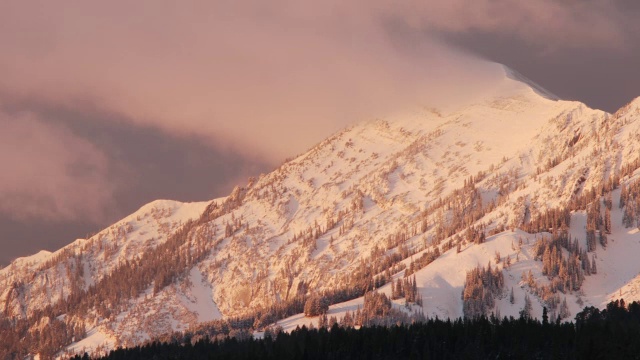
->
2, 65, 640, 358
275, 183, 640, 330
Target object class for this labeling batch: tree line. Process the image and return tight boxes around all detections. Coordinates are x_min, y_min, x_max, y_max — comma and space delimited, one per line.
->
74, 299, 640, 360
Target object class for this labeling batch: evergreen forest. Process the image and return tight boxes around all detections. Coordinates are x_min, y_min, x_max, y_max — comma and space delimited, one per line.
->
73, 299, 640, 360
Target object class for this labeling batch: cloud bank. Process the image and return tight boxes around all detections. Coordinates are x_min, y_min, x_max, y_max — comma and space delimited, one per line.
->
0, 110, 115, 222
0, 0, 635, 225
0, 1, 504, 162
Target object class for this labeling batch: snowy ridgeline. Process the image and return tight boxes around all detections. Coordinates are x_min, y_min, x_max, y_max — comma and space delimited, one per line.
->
2, 67, 640, 359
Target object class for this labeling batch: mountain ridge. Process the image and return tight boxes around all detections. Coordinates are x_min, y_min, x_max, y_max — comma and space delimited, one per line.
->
2, 70, 640, 358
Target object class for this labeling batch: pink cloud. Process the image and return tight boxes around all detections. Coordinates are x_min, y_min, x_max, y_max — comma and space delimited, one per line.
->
0, 0, 633, 166
0, 1, 503, 163
0, 110, 116, 222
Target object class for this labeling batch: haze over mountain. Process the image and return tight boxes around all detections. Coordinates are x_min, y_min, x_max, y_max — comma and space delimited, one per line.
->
3, 63, 640, 358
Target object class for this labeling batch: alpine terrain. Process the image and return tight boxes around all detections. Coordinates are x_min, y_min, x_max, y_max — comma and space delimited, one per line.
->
3, 64, 640, 359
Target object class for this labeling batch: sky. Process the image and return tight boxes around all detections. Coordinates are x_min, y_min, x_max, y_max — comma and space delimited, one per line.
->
1, 1, 640, 266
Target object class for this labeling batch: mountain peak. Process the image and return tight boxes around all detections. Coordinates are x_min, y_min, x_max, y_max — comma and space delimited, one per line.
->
4, 61, 640, 359
501, 65, 559, 101
427, 63, 561, 116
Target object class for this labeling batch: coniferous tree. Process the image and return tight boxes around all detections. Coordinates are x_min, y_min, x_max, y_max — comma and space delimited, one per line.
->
586, 229, 597, 252
318, 313, 328, 329
462, 264, 504, 318
558, 297, 570, 319
599, 226, 608, 248
391, 280, 396, 299
328, 315, 338, 328
520, 293, 532, 319
304, 294, 329, 316
395, 278, 404, 299
604, 207, 612, 234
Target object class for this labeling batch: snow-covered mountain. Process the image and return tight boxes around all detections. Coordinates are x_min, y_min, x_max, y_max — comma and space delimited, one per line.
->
2, 64, 640, 358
